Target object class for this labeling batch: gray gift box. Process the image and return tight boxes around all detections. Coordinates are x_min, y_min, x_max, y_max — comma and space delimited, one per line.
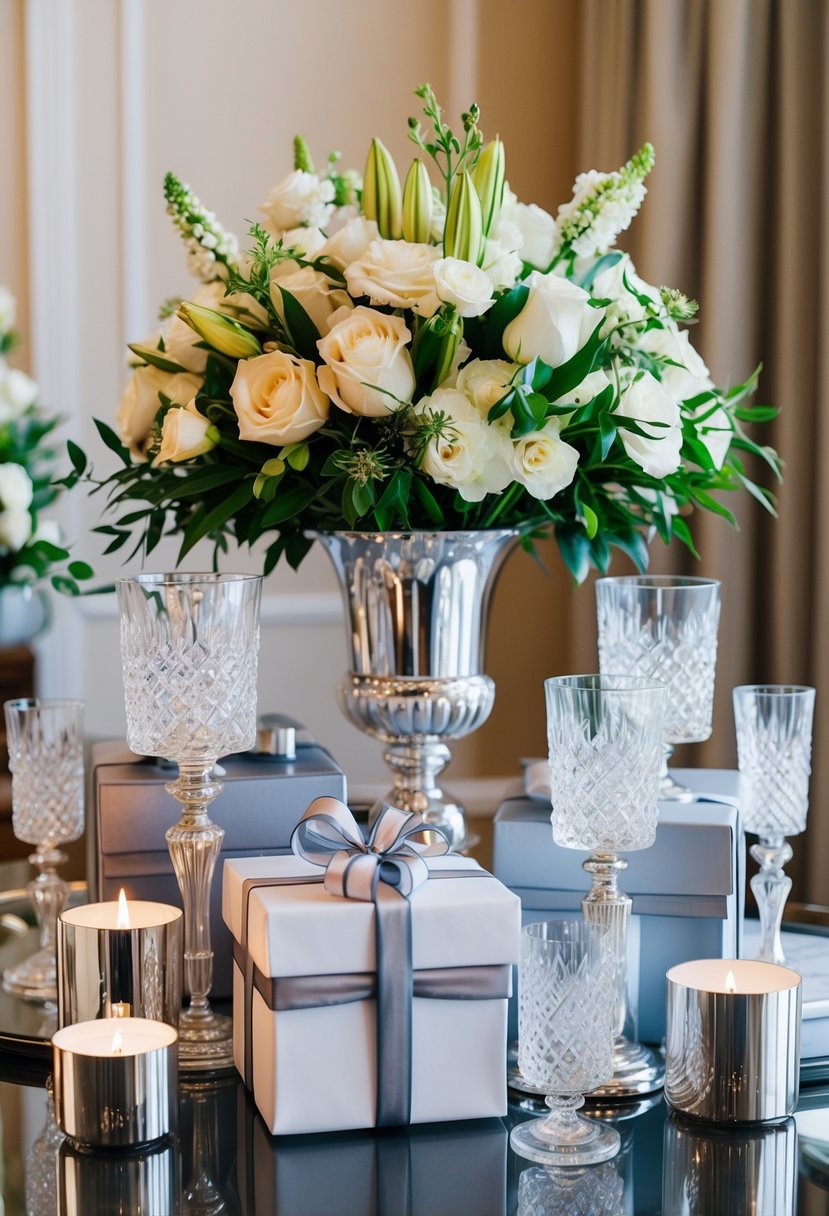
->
87, 735, 346, 998
493, 768, 744, 1044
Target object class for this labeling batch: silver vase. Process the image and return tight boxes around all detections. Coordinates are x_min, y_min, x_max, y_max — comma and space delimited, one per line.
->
313, 530, 517, 849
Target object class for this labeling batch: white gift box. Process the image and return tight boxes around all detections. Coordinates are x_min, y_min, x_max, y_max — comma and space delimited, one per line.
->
223, 853, 520, 1135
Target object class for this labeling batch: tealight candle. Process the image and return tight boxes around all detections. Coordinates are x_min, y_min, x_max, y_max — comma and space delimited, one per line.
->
665, 958, 801, 1123
58, 891, 182, 1028
52, 1017, 178, 1148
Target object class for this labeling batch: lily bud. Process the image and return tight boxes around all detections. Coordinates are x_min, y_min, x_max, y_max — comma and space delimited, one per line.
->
362, 138, 403, 240
293, 134, 315, 174
432, 306, 463, 388
443, 170, 483, 266
177, 302, 262, 360
402, 159, 433, 244
473, 137, 506, 237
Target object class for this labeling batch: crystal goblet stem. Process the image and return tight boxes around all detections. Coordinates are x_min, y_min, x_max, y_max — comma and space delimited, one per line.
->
749, 836, 793, 966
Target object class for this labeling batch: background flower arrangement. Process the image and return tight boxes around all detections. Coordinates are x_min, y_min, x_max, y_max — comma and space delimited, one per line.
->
69, 85, 779, 580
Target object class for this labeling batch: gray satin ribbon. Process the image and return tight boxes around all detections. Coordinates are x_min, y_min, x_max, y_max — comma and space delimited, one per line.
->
238, 867, 495, 1126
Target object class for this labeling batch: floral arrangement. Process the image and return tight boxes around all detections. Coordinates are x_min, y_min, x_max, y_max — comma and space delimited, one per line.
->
0, 289, 85, 593
72, 85, 779, 580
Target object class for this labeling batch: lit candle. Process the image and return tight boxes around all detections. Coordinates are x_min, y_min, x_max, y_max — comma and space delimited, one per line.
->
52, 1017, 178, 1148
57, 895, 182, 1029
665, 958, 801, 1123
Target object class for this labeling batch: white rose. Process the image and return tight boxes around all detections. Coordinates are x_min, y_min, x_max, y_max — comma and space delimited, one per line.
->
456, 359, 518, 416
551, 369, 613, 408
0, 287, 15, 336
482, 219, 523, 290
270, 263, 352, 336
412, 387, 513, 502
0, 509, 31, 552
0, 463, 33, 511
503, 271, 593, 367
500, 200, 556, 270
513, 421, 580, 500
690, 399, 733, 471
615, 372, 683, 478
324, 204, 359, 237
230, 350, 329, 446
641, 325, 713, 402
0, 364, 37, 423
31, 517, 61, 546
345, 239, 441, 317
278, 226, 327, 259
433, 258, 495, 318
317, 217, 380, 272
154, 400, 217, 465
116, 367, 203, 456
260, 170, 335, 233
317, 306, 414, 417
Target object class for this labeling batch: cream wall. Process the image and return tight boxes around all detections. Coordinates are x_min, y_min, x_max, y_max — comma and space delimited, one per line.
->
7, 0, 582, 785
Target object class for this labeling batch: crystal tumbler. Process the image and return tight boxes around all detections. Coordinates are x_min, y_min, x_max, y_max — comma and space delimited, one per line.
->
117, 572, 261, 1071
3, 699, 84, 1003
596, 575, 721, 798
510, 920, 619, 1167
733, 684, 815, 965
546, 674, 666, 1097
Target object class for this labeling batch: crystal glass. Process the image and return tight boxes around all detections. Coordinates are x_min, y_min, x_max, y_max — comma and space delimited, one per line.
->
595, 575, 721, 799
510, 920, 620, 1167
518, 1162, 625, 1216
733, 684, 815, 965
546, 674, 666, 1097
2, 698, 84, 1003
117, 573, 261, 1070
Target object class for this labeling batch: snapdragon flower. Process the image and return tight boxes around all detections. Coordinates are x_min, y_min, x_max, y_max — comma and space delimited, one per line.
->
551, 143, 655, 262
164, 172, 239, 283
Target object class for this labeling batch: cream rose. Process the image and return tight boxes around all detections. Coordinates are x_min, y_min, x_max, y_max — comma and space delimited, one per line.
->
482, 218, 523, 290
230, 350, 329, 446
270, 263, 352, 336
317, 306, 414, 417
345, 239, 441, 317
433, 258, 495, 318
500, 200, 557, 270
154, 400, 217, 465
116, 367, 203, 457
512, 422, 580, 500
317, 216, 380, 272
0, 509, 31, 551
412, 387, 513, 502
260, 170, 335, 233
0, 364, 37, 423
456, 359, 518, 417
615, 372, 683, 478
0, 463, 33, 511
277, 226, 327, 259
503, 271, 594, 367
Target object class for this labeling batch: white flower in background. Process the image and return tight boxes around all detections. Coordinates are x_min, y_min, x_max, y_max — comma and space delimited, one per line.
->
270, 263, 352, 335
0, 287, 15, 336
0, 363, 38, 423
639, 325, 733, 469
500, 200, 557, 270
345, 239, 441, 317
31, 517, 61, 546
325, 204, 359, 236
433, 258, 495, 318
0, 463, 33, 511
615, 371, 683, 478
154, 400, 217, 465
117, 367, 203, 456
317, 216, 380, 272
317, 305, 414, 417
278, 226, 327, 259
582, 253, 661, 337
0, 509, 31, 552
513, 421, 580, 500
482, 219, 523, 290
456, 359, 518, 416
552, 143, 655, 261
412, 387, 513, 502
260, 170, 335, 234
230, 350, 329, 445
503, 271, 593, 366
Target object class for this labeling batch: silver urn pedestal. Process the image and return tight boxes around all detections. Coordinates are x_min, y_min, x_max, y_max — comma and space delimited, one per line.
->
312, 530, 517, 850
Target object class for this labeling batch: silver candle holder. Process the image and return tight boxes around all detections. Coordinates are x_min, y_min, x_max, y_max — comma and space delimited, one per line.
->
58, 1136, 180, 1215
57, 893, 182, 1028
52, 1017, 178, 1149
665, 959, 801, 1123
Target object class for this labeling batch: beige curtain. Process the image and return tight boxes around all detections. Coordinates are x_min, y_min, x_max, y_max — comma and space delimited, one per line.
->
568, 0, 829, 901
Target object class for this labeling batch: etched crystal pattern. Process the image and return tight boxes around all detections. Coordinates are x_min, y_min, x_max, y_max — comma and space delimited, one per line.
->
597, 583, 720, 743
5, 706, 84, 847
518, 1163, 625, 1216
518, 928, 614, 1095
734, 690, 814, 835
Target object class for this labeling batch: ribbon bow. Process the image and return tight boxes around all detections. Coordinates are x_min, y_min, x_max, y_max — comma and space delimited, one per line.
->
291, 797, 450, 899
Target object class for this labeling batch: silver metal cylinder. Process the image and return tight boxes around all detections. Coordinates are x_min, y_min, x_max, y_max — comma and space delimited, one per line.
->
57, 899, 182, 1027
52, 1017, 178, 1148
665, 959, 801, 1123
58, 1135, 180, 1214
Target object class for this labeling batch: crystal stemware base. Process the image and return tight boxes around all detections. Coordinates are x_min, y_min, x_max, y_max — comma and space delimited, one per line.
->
659, 745, 696, 801
2, 846, 69, 1004
510, 1095, 621, 1167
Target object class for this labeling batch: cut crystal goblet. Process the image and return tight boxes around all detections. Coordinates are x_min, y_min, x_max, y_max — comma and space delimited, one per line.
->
117, 572, 261, 1071
733, 684, 815, 965
510, 920, 620, 1167
2, 698, 84, 1003
545, 674, 666, 1097
595, 576, 720, 799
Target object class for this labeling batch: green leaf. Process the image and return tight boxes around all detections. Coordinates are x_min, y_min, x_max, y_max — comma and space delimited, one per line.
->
670, 516, 701, 559
412, 475, 445, 526
556, 529, 591, 583
51, 575, 80, 597
582, 503, 599, 540
178, 479, 253, 559
598, 412, 617, 460
171, 467, 247, 498
67, 560, 94, 580
373, 468, 412, 530
541, 320, 607, 403
276, 287, 322, 361
261, 482, 318, 527
485, 285, 529, 358
611, 528, 651, 571
578, 251, 622, 292
67, 440, 87, 476
127, 344, 188, 374
94, 419, 131, 466
690, 488, 736, 524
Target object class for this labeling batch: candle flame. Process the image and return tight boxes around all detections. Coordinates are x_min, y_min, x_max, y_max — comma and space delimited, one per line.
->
111, 1027, 124, 1055
725, 969, 738, 994
117, 889, 130, 930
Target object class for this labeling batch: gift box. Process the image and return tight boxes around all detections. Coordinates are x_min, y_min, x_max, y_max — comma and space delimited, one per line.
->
494, 771, 744, 1045
237, 1086, 508, 1216
87, 734, 346, 998
223, 801, 521, 1135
